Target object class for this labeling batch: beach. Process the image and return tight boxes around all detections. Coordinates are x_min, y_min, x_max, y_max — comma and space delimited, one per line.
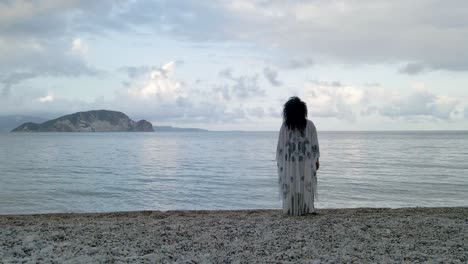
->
1, 207, 467, 263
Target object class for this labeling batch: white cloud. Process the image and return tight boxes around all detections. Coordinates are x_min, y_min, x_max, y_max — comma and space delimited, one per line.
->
303, 81, 366, 120
378, 88, 459, 120
37, 94, 54, 103
161, 60, 176, 74
302, 80, 461, 123
71, 38, 88, 56
127, 61, 184, 99
118, 62, 253, 124
336, 86, 365, 106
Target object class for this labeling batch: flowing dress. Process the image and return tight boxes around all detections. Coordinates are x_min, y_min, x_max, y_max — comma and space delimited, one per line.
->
276, 120, 320, 216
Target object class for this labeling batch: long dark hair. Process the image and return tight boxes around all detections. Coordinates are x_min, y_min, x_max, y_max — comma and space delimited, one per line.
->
283, 96, 308, 133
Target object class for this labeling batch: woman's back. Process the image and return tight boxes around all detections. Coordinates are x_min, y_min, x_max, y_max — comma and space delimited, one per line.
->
276, 98, 320, 216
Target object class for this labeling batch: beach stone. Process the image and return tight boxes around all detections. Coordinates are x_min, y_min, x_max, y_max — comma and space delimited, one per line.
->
39, 244, 54, 255
1, 208, 467, 263
86, 247, 99, 254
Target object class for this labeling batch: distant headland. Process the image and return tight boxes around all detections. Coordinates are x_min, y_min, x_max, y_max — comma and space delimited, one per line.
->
11, 110, 154, 132
153, 126, 208, 132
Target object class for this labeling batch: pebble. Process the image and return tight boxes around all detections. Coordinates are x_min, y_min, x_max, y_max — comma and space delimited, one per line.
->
0, 208, 466, 263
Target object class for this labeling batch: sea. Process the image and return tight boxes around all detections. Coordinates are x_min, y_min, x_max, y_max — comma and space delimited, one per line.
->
0, 131, 467, 214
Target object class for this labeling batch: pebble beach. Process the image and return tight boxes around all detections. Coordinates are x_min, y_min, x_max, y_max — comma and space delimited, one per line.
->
1, 207, 467, 263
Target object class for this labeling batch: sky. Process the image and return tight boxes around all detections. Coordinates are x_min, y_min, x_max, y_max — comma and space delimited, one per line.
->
1, 0, 468, 131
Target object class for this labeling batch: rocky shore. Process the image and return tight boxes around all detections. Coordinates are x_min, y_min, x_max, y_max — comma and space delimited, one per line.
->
1, 208, 467, 263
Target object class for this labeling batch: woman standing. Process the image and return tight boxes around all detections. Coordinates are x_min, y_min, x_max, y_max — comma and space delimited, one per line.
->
276, 97, 320, 216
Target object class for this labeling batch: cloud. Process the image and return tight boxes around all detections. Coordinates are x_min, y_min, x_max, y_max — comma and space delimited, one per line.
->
267, 57, 315, 70
363, 82, 380, 87
1, 71, 37, 97
465, 106, 468, 120
114, 62, 254, 123
71, 38, 88, 56
263, 67, 282, 86
1, 61, 269, 125
2, 0, 467, 130
303, 81, 365, 121
0, 1, 105, 96
246, 106, 265, 118
37, 94, 54, 103
398, 63, 428, 75
0, 1, 119, 38
378, 89, 459, 120
218, 68, 266, 99
267, 107, 281, 118
110, 1, 468, 73
231, 75, 264, 99
115, 0, 231, 41
0, 35, 99, 98
127, 61, 183, 99
284, 57, 315, 70
119, 66, 152, 79
0, 53, 98, 98
0, 89, 94, 118
119, 60, 185, 79
212, 85, 231, 102
302, 81, 462, 123
218, 68, 233, 79
397, 62, 468, 75
309, 80, 343, 87
4, 1, 468, 74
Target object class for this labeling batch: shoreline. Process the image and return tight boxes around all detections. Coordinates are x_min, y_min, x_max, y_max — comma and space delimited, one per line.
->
3, 205, 467, 216
1, 207, 467, 263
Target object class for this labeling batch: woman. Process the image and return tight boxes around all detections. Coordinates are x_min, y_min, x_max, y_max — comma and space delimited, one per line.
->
276, 97, 320, 216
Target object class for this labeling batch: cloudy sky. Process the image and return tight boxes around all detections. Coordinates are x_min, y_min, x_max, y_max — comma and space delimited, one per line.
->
1, 0, 468, 130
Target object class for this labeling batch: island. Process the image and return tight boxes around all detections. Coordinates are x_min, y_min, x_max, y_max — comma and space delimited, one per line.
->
11, 110, 154, 132
153, 126, 208, 132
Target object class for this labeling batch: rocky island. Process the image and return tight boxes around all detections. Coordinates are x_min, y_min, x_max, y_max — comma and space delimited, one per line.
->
11, 110, 154, 132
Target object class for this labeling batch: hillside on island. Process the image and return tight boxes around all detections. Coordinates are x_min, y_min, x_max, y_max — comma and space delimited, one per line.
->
11, 110, 154, 132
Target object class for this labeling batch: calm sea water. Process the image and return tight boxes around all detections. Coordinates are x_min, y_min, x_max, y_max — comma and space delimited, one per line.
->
0, 131, 467, 214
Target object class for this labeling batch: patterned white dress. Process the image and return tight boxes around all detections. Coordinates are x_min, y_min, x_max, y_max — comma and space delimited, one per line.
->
276, 120, 320, 216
